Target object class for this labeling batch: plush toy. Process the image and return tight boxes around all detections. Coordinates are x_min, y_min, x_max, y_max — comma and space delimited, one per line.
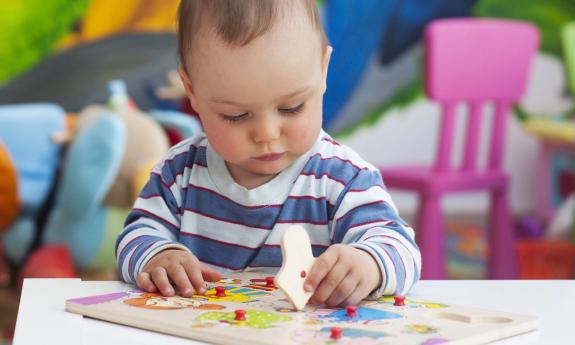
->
152, 69, 202, 145
42, 80, 172, 269
1, 80, 201, 284
0, 140, 19, 285
70, 80, 171, 209
0, 140, 19, 231
40, 112, 127, 268
0, 103, 67, 263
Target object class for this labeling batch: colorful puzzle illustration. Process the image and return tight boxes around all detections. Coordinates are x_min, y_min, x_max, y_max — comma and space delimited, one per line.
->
66, 272, 538, 345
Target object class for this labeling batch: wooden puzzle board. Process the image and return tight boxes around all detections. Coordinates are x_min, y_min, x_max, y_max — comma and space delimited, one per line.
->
66, 272, 538, 345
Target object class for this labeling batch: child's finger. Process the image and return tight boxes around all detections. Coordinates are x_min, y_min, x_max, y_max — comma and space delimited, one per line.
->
343, 279, 373, 307
304, 247, 338, 293
170, 265, 194, 297
311, 263, 348, 305
343, 287, 365, 307
325, 277, 358, 307
201, 264, 222, 282
136, 272, 157, 292
184, 263, 207, 295
150, 267, 175, 296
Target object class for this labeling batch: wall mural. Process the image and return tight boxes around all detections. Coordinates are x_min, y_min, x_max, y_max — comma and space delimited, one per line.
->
0, 0, 572, 131
0, 0, 574, 217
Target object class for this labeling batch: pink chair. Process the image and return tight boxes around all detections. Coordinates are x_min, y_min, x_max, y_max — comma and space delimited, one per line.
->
379, 19, 539, 279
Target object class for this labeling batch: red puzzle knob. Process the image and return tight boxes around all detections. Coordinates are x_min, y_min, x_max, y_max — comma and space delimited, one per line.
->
345, 305, 357, 317
394, 295, 406, 306
234, 309, 246, 321
215, 286, 226, 297
330, 327, 343, 340
265, 276, 275, 288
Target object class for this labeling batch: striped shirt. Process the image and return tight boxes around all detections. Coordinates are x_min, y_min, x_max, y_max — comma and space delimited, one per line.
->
115, 130, 421, 297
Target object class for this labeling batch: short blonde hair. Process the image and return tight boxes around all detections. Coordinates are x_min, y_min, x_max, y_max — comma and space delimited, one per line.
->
177, 0, 328, 71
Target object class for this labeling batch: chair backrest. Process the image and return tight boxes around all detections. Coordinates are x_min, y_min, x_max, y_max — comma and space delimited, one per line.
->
563, 22, 575, 97
424, 19, 539, 173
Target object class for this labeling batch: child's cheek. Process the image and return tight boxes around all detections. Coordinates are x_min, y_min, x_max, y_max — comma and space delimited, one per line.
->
291, 118, 320, 150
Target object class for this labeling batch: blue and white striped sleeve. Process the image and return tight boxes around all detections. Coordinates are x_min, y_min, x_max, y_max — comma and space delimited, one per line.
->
330, 168, 421, 297
115, 153, 191, 284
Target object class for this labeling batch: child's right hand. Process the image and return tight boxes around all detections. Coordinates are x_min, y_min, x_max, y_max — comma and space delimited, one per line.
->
136, 249, 222, 297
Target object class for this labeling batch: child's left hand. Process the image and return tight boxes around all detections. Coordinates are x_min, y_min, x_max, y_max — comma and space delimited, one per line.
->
304, 244, 382, 307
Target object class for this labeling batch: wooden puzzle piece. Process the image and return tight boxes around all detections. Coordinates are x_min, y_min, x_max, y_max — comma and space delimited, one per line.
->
377, 296, 448, 309
123, 293, 202, 309
195, 309, 292, 329
405, 324, 439, 334
121, 292, 225, 310
308, 306, 402, 324
244, 277, 279, 292
274, 225, 316, 311
194, 286, 270, 303
292, 327, 390, 344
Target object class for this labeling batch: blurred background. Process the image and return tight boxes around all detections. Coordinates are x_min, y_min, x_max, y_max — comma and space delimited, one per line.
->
1, 0, 574, 343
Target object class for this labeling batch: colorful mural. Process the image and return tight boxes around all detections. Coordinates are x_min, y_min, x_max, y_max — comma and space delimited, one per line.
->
332, 0, 574, 135
0, 1, 90, 83
0, 0, 572, 132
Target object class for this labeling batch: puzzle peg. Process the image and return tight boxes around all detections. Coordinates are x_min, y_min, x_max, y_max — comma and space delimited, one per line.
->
265, 276, 275, 288
394, 295, 406, 306
215, 286, 226, 297
330, 327, 343, 340
234, 309, 246, 321
345, 305, 357, 317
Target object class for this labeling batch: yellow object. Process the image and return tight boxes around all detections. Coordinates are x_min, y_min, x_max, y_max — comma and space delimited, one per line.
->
59, 0, 179, 48
523, 117, 575, 143
132, 160, 157, 202
0, 141, 20, 231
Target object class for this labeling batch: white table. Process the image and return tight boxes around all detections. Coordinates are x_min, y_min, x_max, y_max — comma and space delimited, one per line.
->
12, 279, 574, 344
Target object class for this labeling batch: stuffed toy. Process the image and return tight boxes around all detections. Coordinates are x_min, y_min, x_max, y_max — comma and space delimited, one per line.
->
0, 140, 19, 285
41, 112, 128, 268
0, 141, 19, 231
1, 80, 201, 284
42, 80, 173, 269
0, 103, 66, 263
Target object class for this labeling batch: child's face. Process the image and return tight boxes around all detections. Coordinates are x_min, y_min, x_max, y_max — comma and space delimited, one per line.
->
180, 12, 331, 188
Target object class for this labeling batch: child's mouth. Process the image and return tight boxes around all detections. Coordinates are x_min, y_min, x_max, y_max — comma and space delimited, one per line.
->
253, 152, 285, 161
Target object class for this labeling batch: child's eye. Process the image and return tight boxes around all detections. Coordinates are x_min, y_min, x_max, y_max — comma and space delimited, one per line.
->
279, 103, 304, 114
220, 113, 248, 122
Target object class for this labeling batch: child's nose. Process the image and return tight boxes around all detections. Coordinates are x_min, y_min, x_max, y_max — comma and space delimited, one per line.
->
252, 118, 280, 143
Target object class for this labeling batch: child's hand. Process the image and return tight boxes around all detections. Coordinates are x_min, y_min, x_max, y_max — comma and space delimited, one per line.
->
304, 244, 382, 307
136, 249, 221, 298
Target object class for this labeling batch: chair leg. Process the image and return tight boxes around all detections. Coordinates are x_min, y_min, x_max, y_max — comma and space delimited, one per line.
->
417, 193, 446, 279
488, 187, 517, 279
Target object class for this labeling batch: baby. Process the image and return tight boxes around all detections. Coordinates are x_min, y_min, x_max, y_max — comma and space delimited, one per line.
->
116, 0, 421, 307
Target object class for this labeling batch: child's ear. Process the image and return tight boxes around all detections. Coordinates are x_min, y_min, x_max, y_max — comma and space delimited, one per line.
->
177, 66, 197, 107
321, 46, 333, 93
